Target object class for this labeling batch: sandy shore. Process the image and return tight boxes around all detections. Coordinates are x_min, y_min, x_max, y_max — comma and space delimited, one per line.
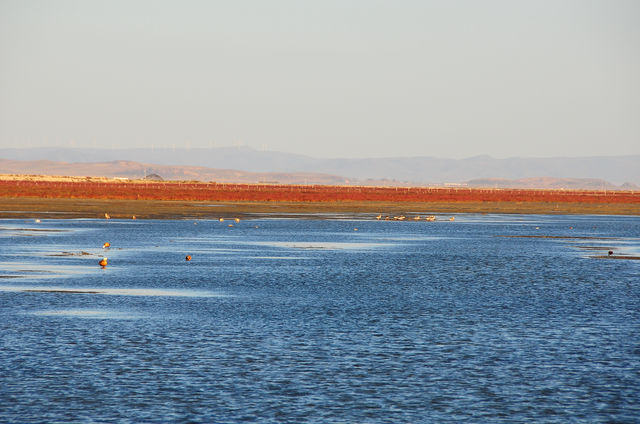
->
1, 197, 639, 219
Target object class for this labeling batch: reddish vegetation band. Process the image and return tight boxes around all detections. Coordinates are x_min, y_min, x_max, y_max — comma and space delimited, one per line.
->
2, 180, 639, 204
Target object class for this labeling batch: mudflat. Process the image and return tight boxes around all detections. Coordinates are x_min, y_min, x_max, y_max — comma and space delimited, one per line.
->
1, 197, 639, 219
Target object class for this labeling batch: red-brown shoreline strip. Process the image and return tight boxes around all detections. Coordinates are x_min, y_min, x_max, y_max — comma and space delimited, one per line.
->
2, 179, 639, 204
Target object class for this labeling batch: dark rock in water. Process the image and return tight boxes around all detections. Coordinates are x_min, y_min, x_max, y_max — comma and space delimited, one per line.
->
145, 173, 164, 181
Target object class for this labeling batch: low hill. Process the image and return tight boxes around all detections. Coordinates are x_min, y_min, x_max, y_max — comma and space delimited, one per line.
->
0, 158, 357, 185
467, 177, 640, 191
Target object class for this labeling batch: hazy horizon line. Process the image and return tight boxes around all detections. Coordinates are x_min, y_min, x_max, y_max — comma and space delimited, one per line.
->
1, 145, 639, 162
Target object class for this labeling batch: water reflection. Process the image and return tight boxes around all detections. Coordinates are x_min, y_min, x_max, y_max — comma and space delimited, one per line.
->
0, 285, 224, 297
31, 309, 145, 319
251, 241, 391, 250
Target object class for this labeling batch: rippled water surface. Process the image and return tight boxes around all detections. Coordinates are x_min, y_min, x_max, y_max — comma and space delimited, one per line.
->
1, 215, 639, 423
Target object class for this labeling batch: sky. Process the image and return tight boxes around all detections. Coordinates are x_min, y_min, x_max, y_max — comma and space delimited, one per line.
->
0, 0, 638, 159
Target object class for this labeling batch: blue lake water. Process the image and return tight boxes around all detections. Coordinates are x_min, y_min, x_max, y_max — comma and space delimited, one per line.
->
1, 214, 639, 423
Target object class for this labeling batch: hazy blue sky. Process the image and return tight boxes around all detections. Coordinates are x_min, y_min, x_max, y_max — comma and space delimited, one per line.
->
1, 0, 638, 159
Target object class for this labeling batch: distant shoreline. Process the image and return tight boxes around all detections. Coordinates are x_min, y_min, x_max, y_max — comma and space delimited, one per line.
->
1, 175, 639, 218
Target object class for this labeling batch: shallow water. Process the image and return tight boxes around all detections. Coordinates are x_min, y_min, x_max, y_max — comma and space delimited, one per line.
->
1, 215, 639, 423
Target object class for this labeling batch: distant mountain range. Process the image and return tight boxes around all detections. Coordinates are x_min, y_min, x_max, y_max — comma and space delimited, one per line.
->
0, 146, 638, 188
1, 158, 637, 190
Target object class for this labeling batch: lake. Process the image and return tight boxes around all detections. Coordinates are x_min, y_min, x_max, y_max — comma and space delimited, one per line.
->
1, 214, 639, 423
